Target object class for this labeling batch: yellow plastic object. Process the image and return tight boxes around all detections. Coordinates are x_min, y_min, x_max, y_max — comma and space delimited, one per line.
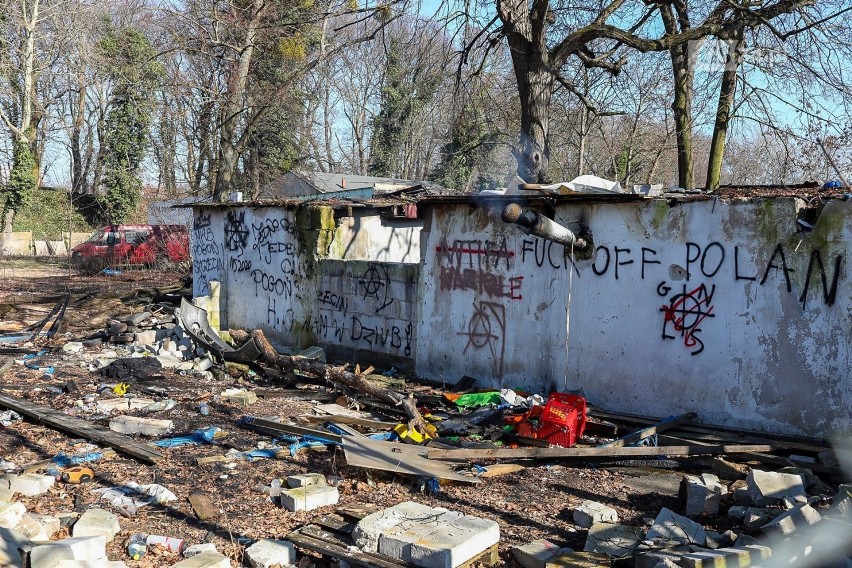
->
61, 466, 94, 484
112, 383, 130, 396
393, 422, 437, 444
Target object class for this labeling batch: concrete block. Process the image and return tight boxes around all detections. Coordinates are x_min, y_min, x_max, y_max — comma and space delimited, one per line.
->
0, 473, 55, 497
746, 469, 806, 506
29, 535, 107, 568
583, 523, 644, 558
279, 484, 339, 512
14, 513, 59, 541
171, 551, 232, 567
286, 473, 327, 489
0, 502, 26, 529
108, 415, 173, 436
681, 474, 726, 517
353, 501, 437, 553
220, 388, 257, 406
743, 509, 775, 531
134, 330, 157, 345
513, 539, 567, 568
677, 545, 771, 568
634, 549, 687, 568
405, 513, 500, 568
54, 562, 128, 568
572, 501, 618, 528
646, 508, 706, 546
0, 526, 28, 567
245, 539, 296, 568
184, 543, 218, 557
545, 552, 610, 568
727, 506, 748, 520
761, 503, 821, 536
72, 509, 120, 543
61, 342, 84, 354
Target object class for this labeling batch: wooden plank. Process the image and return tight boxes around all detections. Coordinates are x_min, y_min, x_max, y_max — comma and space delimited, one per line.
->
0, 391, 161, 464
477, 463, 525, 478
427, 444, 781, 461
287, 528, 409, 568
600, 412, 697, 448
315, 513, 356, 535
658, 434, 842, 475
239, 416, 344, 444
459, 544, 499, 568
188, 492, 220, 521
588, 409, 833, 450
336, 504, 382, 521
299, 414, 397, 430
342, 437, 479, 484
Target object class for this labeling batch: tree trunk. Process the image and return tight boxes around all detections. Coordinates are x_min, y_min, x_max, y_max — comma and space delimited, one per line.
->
212, 0, 261, 202
670, 43, 695, 190
706, 33, 745, 192
576, 106, 587, 177
515, 60, 553, 183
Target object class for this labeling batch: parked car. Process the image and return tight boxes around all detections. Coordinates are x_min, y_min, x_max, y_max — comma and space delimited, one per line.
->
71, 224, 189, 272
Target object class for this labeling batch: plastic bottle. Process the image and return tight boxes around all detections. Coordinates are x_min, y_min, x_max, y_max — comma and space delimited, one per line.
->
146, 535, 185, 554
127, 533, 147, 560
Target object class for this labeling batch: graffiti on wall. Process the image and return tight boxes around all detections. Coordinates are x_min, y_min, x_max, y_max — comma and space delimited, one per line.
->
458, 301, 506, 376
192, 212, 220, 295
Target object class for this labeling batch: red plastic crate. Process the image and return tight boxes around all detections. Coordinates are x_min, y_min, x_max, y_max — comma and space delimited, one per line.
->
535, 393, 586, 447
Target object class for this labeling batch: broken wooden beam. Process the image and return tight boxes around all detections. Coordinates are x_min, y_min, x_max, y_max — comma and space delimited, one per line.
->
600, 412, 697, 447
0, 392, 162, 464
426, 444, 783, 461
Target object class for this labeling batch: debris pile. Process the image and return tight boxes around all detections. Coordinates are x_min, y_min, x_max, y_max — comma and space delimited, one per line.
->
0, 282, 850, 568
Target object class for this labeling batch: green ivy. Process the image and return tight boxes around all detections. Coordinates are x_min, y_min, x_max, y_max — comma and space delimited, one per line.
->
96, 27, 162, 224
2, 140, 37, 224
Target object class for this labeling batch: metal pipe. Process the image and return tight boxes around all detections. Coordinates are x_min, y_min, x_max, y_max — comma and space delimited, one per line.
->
501, 203, 587, 249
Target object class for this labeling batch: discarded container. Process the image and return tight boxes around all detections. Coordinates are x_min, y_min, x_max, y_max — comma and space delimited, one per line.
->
198, 402, 210, 416
535, 393, 586, 447
128, 533, 147, 560
146, 534, 185, 553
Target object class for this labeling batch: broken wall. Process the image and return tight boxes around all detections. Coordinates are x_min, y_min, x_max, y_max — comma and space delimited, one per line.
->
190, 205, 418, 366
416, 198, 852, 438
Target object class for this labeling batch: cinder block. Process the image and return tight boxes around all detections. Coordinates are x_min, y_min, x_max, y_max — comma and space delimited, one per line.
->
171, 551, 232, 567
583, 523, 644, 558
245, 539, 296, 568
72, 509, 120, 543
572, 501, 618, 528
646, 508, 706, 547
108, 415, 173, 436
678, 545, 771, 568
0, 474, 55, 497
54, 561, 128, 567
0, 526, 28, 567
746, 470, 806, 506
0, 502, 26, 529
14, 513, 59, 541
353, 501, 437, 553
545, 552, 610, 568
29, 535, 107, 568
681, 474, 727, 517
286, 473, 326, 489
513, 539, 567, 568
405, 513, 499, 568
279, 484, 339, 512
761, 503, 821, 536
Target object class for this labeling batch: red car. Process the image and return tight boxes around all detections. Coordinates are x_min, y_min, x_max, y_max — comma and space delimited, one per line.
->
71, 224, 189, 271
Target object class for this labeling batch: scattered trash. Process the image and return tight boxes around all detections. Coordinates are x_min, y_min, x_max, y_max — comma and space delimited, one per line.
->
0, 410, 22, 426
127, 533, 147, 560
154, 426, 221, 447
60, 466, 95, 484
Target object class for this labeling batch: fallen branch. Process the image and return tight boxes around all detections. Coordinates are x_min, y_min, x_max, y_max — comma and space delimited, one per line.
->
229, 329, 430, 434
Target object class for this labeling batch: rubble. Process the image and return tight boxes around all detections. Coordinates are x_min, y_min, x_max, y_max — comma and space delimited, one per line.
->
1, 270, 848, 568
572, 501, 618, 528
746, 469, 806, 506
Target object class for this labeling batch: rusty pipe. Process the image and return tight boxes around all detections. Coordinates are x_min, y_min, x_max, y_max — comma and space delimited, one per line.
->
502, 203, 587, 249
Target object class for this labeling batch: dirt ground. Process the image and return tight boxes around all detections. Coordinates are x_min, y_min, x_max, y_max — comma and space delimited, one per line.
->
0, 260, 841, 567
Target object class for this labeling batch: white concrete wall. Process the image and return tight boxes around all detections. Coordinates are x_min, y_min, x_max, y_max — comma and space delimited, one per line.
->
330, 211, 421, 263
417, 198, 852, 437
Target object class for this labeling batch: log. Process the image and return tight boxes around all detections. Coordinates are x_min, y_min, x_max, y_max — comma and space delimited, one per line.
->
229, 329, 430, 434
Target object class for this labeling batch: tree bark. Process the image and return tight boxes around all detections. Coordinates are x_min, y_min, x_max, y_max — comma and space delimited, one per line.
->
229, 329, 430, 433
706, 32, 745, 191
212, 0, 262, 202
